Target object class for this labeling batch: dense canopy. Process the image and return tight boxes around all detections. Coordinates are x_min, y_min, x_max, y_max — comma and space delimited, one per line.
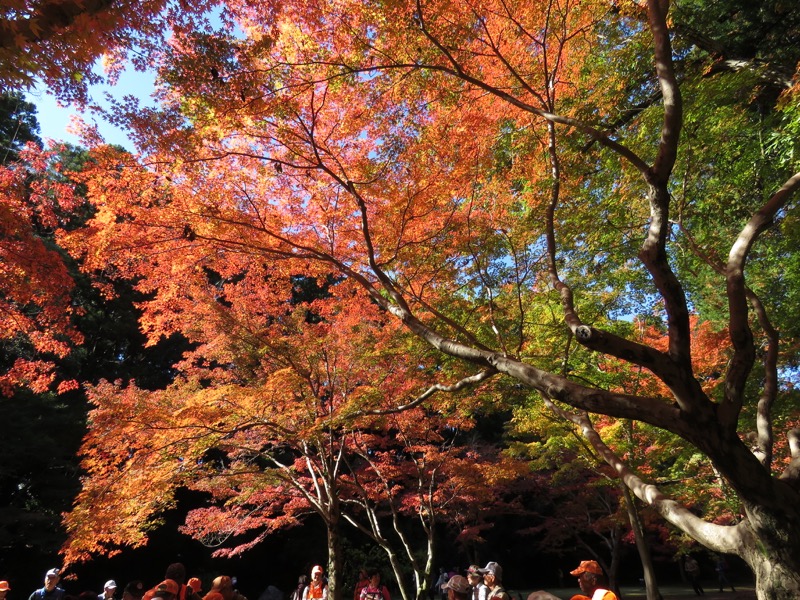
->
2, 0, 800, 598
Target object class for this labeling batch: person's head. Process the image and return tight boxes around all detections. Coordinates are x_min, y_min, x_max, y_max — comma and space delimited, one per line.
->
366, 569, 381, 587
296, 576, 308, 588
311, 566, 323, 582
466, 566, 482, 587
122, 581, 144, 600
0, 580, 10, 599
45, 570, 61, 591
476, 563, 502, 587
209, 576, 234, 600
187, 579, 202, 596
104, 581, 118, 597
443, 576, 470, 600
154, 580, 180, 600
569, 561, 604, 595
165, 565, 187, 586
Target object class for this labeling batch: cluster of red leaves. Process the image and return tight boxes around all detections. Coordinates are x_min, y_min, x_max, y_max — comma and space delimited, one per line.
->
0, 145, 83, 395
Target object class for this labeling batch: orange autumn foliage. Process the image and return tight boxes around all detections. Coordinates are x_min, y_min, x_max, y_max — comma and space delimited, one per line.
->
0, 145, 82, 395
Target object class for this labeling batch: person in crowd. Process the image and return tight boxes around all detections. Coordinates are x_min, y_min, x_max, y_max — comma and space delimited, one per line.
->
353, 571, 369, 600
465, 566, 486, 600
443, 576, 470, 600
207, 576, 246, 600
255, 584, 282, 600
187, 581, 202, 599
683, 555, 704, 596
714, 556, 735, 593
476, 563, 507, 600
434, 569, 447, 600
302, 567, 326, 600
358, 569, 389, 600
150, 581, 179, 600
526, 593, 561, 600
1, 581, 10, 600
29, 569, 66, 600
568, 561, 617, 600
290, 577, 307, 600
99, 581, 117, 600
166, 564, 201, 600
122, 582, 144, 600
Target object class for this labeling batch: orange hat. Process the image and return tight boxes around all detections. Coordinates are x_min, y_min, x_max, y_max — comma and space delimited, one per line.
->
570, 561, 603, 576
156, 580, 180, 596
188, 579, 202, 593
0, 582, 9, 592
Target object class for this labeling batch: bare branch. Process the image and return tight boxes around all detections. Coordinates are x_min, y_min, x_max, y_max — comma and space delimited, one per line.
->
356, 369, 498, 416
540, 393, 746, 554
725, 172, 800, 429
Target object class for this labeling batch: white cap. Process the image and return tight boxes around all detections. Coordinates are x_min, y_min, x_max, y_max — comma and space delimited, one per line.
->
105, 581, 117, 590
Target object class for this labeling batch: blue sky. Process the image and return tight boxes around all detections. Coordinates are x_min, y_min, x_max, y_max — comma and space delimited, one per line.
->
30, 66, 156, 151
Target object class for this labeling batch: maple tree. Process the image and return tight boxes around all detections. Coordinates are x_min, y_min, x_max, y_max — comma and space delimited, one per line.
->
342, 415, 528, 600
0, 0, 224, 104
0, 142, 83, 396
63, 274, 522, 600
48, 0, 800, 597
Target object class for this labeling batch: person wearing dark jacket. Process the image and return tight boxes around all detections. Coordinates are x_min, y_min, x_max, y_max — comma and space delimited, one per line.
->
29, 570, 65, 600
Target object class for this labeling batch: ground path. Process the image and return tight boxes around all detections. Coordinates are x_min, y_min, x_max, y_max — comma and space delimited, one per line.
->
514, 584, 756, 600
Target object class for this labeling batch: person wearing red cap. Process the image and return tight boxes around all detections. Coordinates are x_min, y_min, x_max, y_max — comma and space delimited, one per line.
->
186, 581, 202, 599
151, 580, 180, 600
0, 580, 10, 600
465, 566, 487, 600
569, 561, 617, 600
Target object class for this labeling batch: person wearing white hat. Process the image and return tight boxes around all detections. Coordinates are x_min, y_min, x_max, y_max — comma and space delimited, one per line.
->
99, 581, 118, 600
29, 569, 65, 600
476, 563, 508, 600
302, 566, 327, 600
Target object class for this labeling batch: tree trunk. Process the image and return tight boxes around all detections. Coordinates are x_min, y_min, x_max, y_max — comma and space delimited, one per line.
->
622, 486, 662, 600
747, 551, 800, 599
737, 507, 800, 600
327, 511, 343, 600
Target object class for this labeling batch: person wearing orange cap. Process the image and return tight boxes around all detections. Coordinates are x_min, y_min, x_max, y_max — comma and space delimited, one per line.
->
569, 561, 617, 600
0, 580, 10, 600
151, 580, 180, 600
186, 581, 202, 599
